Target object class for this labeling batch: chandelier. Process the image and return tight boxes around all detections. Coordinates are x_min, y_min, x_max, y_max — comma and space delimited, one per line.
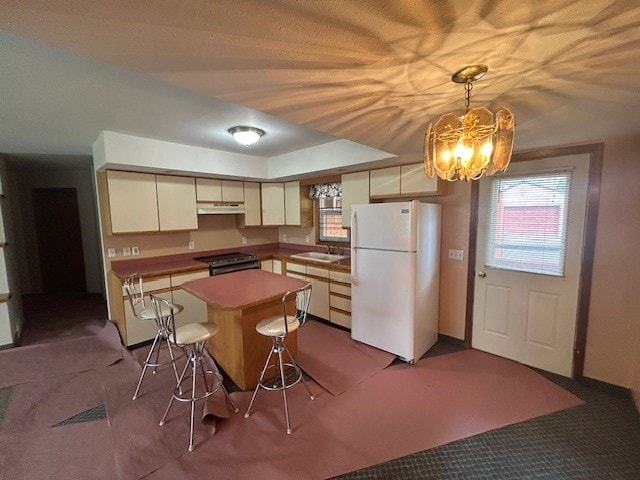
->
423, 65, 515, 182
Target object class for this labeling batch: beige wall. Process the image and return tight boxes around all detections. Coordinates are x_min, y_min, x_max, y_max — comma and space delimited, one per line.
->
583, 134, 640, 393
101, 213, 279, 272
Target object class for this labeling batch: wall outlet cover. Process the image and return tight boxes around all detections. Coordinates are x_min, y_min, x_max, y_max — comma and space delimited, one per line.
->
282, 233, 287, 241
188, 241, 195, 250
123, 247, 132, 257
107, 248, 116, 258
241, 236, 247, 245
131, 246, 140, 256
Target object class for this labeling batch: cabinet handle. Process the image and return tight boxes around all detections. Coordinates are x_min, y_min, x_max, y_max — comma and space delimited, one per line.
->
351, 211, 358, 286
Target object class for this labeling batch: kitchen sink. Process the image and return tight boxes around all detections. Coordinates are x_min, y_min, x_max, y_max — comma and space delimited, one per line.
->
290, 251, 347, 263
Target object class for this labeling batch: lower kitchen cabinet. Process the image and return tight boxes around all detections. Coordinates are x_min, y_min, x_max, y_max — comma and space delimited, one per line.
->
114, 268, 209, 347
329, 269, 352, 328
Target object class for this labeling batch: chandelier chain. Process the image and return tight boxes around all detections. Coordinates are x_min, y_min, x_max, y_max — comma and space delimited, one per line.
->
464, 81, 473, 112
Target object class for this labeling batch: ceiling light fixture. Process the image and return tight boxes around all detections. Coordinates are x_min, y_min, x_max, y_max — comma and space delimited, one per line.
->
423, 65, 515, 182
228, 126, 265, 146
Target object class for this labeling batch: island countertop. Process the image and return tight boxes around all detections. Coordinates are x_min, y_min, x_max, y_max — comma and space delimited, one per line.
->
181, 269, 309, 311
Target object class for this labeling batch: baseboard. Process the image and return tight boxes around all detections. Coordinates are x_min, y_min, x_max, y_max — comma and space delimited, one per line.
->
580, 376, 633, 400
437, 333, 465, 348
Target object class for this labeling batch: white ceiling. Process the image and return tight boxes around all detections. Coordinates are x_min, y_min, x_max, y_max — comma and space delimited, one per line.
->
1, 1, 640, 174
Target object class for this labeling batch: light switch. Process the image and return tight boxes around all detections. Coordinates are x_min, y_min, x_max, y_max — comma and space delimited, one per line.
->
123, 247, 132, 257
107, 248, 116, 258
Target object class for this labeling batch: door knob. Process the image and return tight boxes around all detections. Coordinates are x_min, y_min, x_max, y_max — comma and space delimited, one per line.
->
478, 271, 486, 278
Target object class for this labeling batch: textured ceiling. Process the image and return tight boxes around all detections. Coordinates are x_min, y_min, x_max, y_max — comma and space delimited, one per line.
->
2, 0, 640, 169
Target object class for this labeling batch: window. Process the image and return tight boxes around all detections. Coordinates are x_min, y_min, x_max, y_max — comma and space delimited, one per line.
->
485, 171, 572, 276
318, 197, 350, 243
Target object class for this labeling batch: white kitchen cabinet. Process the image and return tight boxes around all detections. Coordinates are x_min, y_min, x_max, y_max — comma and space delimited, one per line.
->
260, 259, 273, 272
221, 180, 244, 202
240, 182, 262, 227
121, 274, 172, 346
272, 259, 282, 274
261, 183, 285, 226
196, 178, 222, 202
329, 269, 352, 329
106, 171, 159, 234
400, 163, 442, 195
284, 260, 330, 320
370, 166, 401, 197
341, 171, 369, 228
156, 175, 198, 231
170, 269, 209, 327
284, 181, 313, 227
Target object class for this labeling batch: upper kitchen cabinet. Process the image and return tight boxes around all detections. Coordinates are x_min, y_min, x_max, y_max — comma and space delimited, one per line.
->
369, 163, 443, 198
261, 183, 285, 226
341, 171, 370, 228
195, 178, 244, 203
369, 166, 401, 198
239, 182, 262, 227
104, 171, 160, 234
101, 170, 197, 234
399, 163, 443, 196
284, 181, 313, 227
156, 175, 198, 231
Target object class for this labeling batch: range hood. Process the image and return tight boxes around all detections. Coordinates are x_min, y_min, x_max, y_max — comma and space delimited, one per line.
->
197, 203, 246, 215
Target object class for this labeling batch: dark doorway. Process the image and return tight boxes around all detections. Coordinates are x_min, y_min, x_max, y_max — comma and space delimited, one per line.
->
32, 188, 87, 293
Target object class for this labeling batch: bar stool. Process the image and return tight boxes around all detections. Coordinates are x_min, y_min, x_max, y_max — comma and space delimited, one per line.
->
153, 295, 238, 452
124, 274, 184, 400
244, 283, 314, 434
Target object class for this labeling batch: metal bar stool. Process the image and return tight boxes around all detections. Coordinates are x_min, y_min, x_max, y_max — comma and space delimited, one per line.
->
244, 283, 314, 434
153, 295, 238, 452
124, 274, 184, 400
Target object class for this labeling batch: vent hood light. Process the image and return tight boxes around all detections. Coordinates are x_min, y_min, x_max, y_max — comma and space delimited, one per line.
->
197, 203, 246, 215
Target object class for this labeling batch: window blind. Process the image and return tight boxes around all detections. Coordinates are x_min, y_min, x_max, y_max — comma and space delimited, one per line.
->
485, 171, 572, 276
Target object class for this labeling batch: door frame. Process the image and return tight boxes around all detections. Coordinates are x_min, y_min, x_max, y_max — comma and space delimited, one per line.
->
463, 143, 604, 378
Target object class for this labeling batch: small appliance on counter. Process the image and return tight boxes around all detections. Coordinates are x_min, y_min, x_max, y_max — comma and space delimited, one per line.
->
350, 200, 441, 362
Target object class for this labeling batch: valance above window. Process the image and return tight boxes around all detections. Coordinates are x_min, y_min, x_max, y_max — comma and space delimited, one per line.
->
309, 182, 342, 199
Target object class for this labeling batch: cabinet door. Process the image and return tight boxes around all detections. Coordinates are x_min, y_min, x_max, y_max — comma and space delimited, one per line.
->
261, 183, 285, 226
221, 180, 244, 202
156, 175, 198, 231
241, 182, 262, 226
171, 270, 209, 328
107, 171, 159, 234
284, 181, 301, 226
341, 171, 369, 228
272, 259, 282, 274
400, 163, 441, 195
196, 178, 222, 202
308, 276, 330, 320
370, 166, 400, 197
260, 260, 273, 272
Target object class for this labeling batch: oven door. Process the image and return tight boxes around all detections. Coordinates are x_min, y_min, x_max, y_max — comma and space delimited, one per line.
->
209, 261, 260, 276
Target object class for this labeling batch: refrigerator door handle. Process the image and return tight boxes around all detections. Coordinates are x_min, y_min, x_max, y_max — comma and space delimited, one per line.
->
351, 210, 358, 285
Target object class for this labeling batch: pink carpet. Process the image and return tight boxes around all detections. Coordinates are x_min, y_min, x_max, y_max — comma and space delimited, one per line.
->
0, 320, 123, 389
296, 320, 395, 395
143, 349, 583, 480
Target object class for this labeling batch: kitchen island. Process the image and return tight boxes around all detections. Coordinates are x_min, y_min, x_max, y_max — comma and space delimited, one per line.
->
181, 269, 309, 390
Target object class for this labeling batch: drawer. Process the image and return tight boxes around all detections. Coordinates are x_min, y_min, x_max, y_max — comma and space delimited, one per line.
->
286, 262, 306, 274
122, 275, 171, 296
330, 294, 351, 312
287, 272, 306, 281
330, 282, 351, 296
330, 270, 351, 284
171, 269, 209, 286
307, 266, 329, 279
330, 309, 351, 329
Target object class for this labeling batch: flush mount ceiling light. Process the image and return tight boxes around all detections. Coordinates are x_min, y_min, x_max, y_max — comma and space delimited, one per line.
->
228, 126, 265, 146
424, 65, 515, 182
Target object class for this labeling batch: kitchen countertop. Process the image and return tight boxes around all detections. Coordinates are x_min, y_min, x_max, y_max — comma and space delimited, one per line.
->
181, 269, 309, 311
110, 242, 351, 279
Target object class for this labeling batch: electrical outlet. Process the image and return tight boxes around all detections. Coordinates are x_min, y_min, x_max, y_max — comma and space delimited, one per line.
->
188, 241, 195, 250
107, 248, 116, 258
305, 234, 310, 243
241, 236, 247, 245
123, 247, 132, 257
281, 233, 287, 242
448, 249, 464, 261
131, 246, 140, 256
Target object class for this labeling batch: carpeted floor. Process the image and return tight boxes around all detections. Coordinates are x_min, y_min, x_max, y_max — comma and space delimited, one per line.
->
1, 295, 639, 479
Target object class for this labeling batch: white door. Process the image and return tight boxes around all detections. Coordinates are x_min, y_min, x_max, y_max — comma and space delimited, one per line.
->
472, 154, 589, 376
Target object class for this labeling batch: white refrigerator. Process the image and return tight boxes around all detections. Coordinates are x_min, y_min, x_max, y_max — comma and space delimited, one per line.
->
350, 200, 441, 362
